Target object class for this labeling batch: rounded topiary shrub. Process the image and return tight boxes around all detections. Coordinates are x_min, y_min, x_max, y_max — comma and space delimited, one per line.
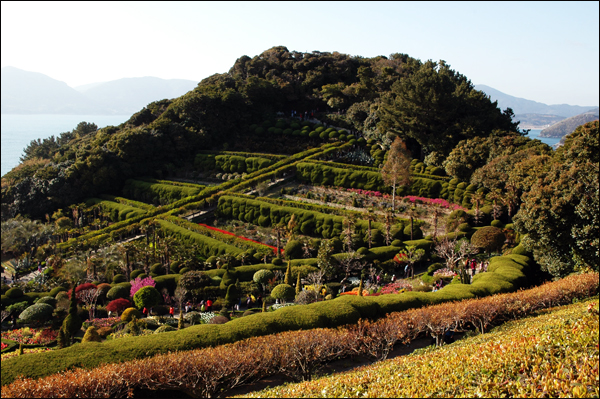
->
391, 239, 403, 247
49, 286, 67, 297
130, 269, 144, 279
106, 285, 130, 301
170, 261, 181, 274
62, 313, 83, 337
6, 287, 24, 299
490, 220, 505, 228
133, 286, 161, 310
150, 263, 163, 275
36, 296, 57, 307
253, 269, 275, 286
179, 267, 190, 275
270, 284, 295, 302
471, 226, 505, 254
208, 315, 229, 325
81, 326, 102, 343
457, 222, 471, 232
112, 274, 126, 284
154, 325, 177, 334
19, 303, 54, 324
284, 239, 303, 260
357, 247, 369, 255
272, 257, 283, 266
121, 307, 142, 322
106, 298, 132, 314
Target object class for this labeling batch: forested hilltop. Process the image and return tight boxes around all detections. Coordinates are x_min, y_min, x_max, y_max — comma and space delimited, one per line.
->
1, 46, 518, 220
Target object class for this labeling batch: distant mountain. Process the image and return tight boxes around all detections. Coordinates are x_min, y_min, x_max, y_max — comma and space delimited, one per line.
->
474, 84, 597, 119
75, 77, 198, 114
540, 107, 599, 138
1, 66, 110, 114
1, 66, 198, 115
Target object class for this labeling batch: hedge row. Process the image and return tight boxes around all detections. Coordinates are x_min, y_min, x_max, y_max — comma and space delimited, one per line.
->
98, 195, 156, 211
194, 154, 274, 174
160, 215, 275, 255
3, 254, 580, 387
216, 195, 408, 242
296, 161, 452, 200
122, 179, 205, 205
156, 219, 244, 258
85, 198, 147, 222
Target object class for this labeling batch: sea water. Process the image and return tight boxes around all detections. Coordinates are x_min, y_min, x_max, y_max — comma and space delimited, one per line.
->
1, 114, 130, 177
1, 116, 563, 177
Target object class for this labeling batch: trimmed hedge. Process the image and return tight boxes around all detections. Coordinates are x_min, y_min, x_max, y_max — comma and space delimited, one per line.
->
0, 254, 562, 387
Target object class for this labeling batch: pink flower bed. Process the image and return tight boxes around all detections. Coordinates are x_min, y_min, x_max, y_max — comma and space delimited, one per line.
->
345, 188, 389, 198
403, 196, 467, 211
199, 224, 281, 255
83, 317, 121, 329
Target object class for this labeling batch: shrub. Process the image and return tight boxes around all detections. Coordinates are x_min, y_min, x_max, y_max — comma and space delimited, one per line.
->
154, 325, 176, 334
62, 313, 83, 338
112, 274, 126, 284
357, 247, 369, 255
130, 276, 156, 297
6, 288, 24, 299
490, 219, 505, 228
253, 269, 275, 287
106, 298, 132, 314
284, 240, 303, 260
150, 263, 164, 275
133, 286, 161, 310
81, 326, 102, 343
19, 303, 54, 324
170, 261, 181, 274
121, 307, 142, 322
130, 270, 144, 279
184, 311, 203, 325
178, 271, 212, 292
272, 257, 283, 266
49, 286, 67, 297
179, 267, 190, 274
271, 284, 295, 302
96, 326, 113, 338
36, 296, 57, 307
471, 226, 505, 254
106, 286, 130, 301
208, 315, 229, 325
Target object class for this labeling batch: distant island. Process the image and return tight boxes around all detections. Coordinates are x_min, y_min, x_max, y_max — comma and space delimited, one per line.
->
1, 66, 197, 115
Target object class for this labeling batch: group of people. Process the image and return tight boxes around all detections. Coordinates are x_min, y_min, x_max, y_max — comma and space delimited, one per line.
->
465, 258, 489, 277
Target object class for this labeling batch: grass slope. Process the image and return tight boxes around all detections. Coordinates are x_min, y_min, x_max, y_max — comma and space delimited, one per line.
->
240, 298, 599, 398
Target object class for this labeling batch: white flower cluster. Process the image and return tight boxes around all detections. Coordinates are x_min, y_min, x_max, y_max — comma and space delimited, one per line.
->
199, 312, 216, 324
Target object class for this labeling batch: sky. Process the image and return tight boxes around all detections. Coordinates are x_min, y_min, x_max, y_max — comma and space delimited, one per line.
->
1, 1, 598, 106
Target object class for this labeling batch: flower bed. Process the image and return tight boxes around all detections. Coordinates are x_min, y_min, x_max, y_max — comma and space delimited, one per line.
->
433, 267, 457, 278
403, 196, 467, 211
0, 328, 58, 346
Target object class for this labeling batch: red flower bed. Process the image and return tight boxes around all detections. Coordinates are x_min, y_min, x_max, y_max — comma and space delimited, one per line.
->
1, 328, 58, 345
198, 224, 282, 255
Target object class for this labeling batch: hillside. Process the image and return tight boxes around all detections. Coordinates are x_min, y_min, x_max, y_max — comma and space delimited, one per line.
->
540, 107, 599, 137
474, 84, 596, 118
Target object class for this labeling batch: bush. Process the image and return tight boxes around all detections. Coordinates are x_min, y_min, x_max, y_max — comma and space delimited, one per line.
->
36, 296, 57, 307
471, 226, 505, 254
209, 315, 230, 325
272, 257, 283, 266
183, 311, 203, 325
133, 286, 161, 310
154, 325, 176, 334
271, 284, 295, 302
106, 298, 132, 314
62, 313, 83, 338
112, 274, 126, 284
121, 307, 142, 322
81, 326, 102, 343
391, 239, 403, 247
179, 267, 190, 275
49, 287, 67, 297
130, 269, 144, 279
96, 326, 113, 339
150, 263, 164, 275
285, 240, 303, 260
6, 288, 24, 299
169, 261, 181, 274
106, 286, 130, 301
19, 303, 54, 324
490, 220, 505, 228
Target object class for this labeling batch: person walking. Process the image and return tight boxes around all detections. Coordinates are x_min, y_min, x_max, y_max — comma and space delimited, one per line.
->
169, 306, 175, 318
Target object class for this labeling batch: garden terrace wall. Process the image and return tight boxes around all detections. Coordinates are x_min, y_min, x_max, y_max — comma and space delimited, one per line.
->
3, 254, 588, 387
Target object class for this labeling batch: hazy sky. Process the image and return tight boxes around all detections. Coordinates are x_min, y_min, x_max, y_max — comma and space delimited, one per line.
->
2, 1, 598, 106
